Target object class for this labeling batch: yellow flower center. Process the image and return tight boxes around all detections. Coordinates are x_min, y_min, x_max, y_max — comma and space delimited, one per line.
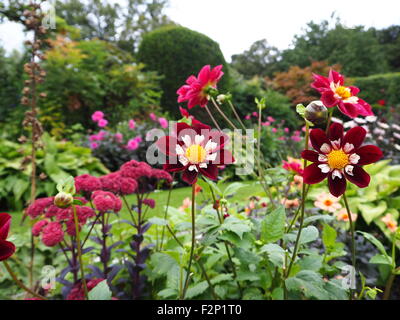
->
327, 150, 349, 169
335, 86, 352, 100
185, 145, 206, 164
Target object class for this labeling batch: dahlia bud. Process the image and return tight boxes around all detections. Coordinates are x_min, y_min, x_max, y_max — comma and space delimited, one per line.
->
54, 192, 73, 209
216, 94, 226, 104
304, 101, 328, 125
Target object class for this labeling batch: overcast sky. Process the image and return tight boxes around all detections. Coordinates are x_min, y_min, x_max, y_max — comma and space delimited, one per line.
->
1, 0, 399, 61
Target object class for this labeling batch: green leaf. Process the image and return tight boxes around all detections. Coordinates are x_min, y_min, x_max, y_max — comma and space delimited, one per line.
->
220, 217, 251, 239
261, 205, 286, 243
233, 247, 261, 265
370, 254, 393, 266
358, 231, 389, 257
285, 270, 329, 300
88, 280, 112, 300
322, 223, 337, 251
358, 201, 387, 224
185, 281, 209, 299
298, 255, 323, 272
223, 182, 245, 197
296, 104, 314, 126
260, 243, 285, 267
158, 288, 178, 299
148, 217, 168, 226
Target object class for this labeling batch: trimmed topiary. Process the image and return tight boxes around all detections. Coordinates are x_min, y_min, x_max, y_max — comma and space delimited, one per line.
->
137, 25, 230, 119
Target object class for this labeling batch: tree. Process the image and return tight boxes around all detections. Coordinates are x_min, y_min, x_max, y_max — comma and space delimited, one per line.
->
55, 0, 172, 53
231, 39, 280, 78
374, 25, 400, 72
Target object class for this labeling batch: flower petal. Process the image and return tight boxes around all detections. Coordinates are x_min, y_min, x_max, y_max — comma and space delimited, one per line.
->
163, 163, 185, 172
309, 128, 330, 153
343, 126, 367, 149
182, 169, 198, 185
328, 173, 347, 197
301, 150, 319, 162
199, 164, 218, 180
328, 69, 345, 85
0, 213, 11, 240
338, 101, 359, 118
156, 136, 178, 156
0, 240, 15, 261
328, 123, 344, 144
321, 91, 339, 108
303, 163, 329, 184
355, 145, 383, 165
311, 73, 330, 91
344, 166, 370, 188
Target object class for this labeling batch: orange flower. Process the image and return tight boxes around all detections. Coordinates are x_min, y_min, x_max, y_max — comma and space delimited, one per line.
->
179, 197, 192, 211
381, 214, 398, 233
281, 198, 300, 209
335, 208, 357, 222
314, 192, 342, 213
291, 175, 303, 189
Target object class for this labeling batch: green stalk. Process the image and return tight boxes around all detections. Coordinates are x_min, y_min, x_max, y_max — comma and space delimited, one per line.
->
343, 193, 356, 300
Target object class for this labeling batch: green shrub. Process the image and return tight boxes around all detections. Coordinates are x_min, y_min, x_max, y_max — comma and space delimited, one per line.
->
0, 133, 108, 211
137, 25, 230, 119
350, 72, 400, 107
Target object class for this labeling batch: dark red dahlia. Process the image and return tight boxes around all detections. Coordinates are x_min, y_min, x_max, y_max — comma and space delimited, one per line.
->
0, 213, 15, 261
301, 123, 383, 197
156, 119, 234, 184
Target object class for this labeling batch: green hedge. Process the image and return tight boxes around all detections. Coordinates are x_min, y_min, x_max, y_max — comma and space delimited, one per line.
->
137, 26, 230, 119
350, 72, 400, 107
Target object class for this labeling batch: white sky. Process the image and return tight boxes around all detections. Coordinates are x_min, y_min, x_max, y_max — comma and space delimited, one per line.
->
1, 0, 399, 61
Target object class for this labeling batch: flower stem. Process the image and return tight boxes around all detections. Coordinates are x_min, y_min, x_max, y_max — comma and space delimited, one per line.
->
72, 204, 88, 300
285, 123, 310, 279
228, 100, 246, 131
343, 192, 356, 300
181, 183, 196, 299
3, 260, 47, 300
383, 273, 395, 300
159, 174, 175, 251
210, 97, 238, 130
205, 105, 222, 131
325, 108, 334, 133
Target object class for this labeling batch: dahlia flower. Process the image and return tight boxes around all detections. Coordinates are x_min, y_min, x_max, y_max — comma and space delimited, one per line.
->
314, 192, 341, 213
381, 214, 398, 233
282, 157, 304, 176
335, 208, 358, 222
156, 119, 233, 184
311, 69, 373, 118
301, 123, 383, 197
177, 65, 224, 109
91, 111, 104, 122
128, 119, 136, 130
98, 119, 108, 128
0, 213, 16, 261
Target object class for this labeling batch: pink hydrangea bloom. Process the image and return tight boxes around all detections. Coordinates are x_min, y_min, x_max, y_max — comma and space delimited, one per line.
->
129, 119, 136, 130
91, 111, 104, 122
98, 119, 108, 127
41, 222, 64, 247
158, 117, 168, 129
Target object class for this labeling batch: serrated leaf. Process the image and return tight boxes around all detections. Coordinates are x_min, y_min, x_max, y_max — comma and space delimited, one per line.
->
261, 205, 286, 243
185, 281, 209, 299
88, 280, 112, 300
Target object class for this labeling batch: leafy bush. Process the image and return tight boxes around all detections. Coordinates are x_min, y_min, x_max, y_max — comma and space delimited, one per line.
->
0, 133, 108, 210
137, 25, 230, 119
349, 73, 400, 109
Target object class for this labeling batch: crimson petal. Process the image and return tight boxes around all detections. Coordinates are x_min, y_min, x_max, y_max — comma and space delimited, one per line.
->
156, 136, 178, 156
0, 213, 11, 240
328, 123, 344, 143
338, 101, 359, 118
0, 240, 15, 261
303, 163, 328, 184
355, 145, 383, 165
191, 119, 211, 134
301, 150, 319, 163
345, 166, 370, 188
343, 126, 367, 149
214, 149, 234, 165
182, 169, 198, 185
321, 91, 338, 108
309, 129, 330, 153
328, 174, 347, 197
199, 164, 218, 180
163, 163, 185, 172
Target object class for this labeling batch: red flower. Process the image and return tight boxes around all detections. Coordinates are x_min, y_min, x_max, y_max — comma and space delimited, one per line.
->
177, 65, 224, 109
0, 213, 15, 261
377, 99, 386, 106
156, 120, 234, 184
41, 221, 64, 247
301, 123, 383, 197
179, 107, 190, 118
311, 69, 373, 118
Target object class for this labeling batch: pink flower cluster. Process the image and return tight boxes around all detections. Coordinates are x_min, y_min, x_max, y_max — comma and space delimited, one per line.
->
126, 136, 142, 151
148, 112, 169, 129
91, 111, 108, 128
27, 197, 96, 247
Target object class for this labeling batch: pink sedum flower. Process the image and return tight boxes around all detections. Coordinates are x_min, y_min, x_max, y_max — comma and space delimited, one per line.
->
311, 69, 373, 118
91, 111, 104, 122
41, 221, 64, 247
177, 65, 224, 109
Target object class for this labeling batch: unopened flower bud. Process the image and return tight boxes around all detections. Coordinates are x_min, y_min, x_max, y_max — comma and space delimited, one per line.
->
216, 94, 227, 104
54, 192, 73, 209
305, 101, 328, 125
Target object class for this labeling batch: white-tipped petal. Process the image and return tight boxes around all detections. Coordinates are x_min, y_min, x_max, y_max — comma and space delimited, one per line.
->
206, 153, 217, 162
318, 164, 330, 173
345, 165, 354, 176
205, 140, 218, 152
332, 170, 343, 180
318, 154, 328, 162
331, 139, 341, 150
182, 135, 192, 147
199, 163, 207, 168
175, 144, 184, 155
178, 156, 189, 166
320, 143, 331, 154
343, 143, 354, 153
188, 165, 198, 172
195, 134, 205, 145
349, 153, 360, 164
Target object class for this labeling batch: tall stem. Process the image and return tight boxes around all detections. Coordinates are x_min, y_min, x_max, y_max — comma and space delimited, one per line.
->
181, 183, 196, 299
228, 100, 246, 131
159, 174, 175, 251
204, 105, 222, 131
3, 261, 47, 300
210, 97, 237, 130
285, 123, 309, 278
343, 193, 356, 300
72, 204, 88, 299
